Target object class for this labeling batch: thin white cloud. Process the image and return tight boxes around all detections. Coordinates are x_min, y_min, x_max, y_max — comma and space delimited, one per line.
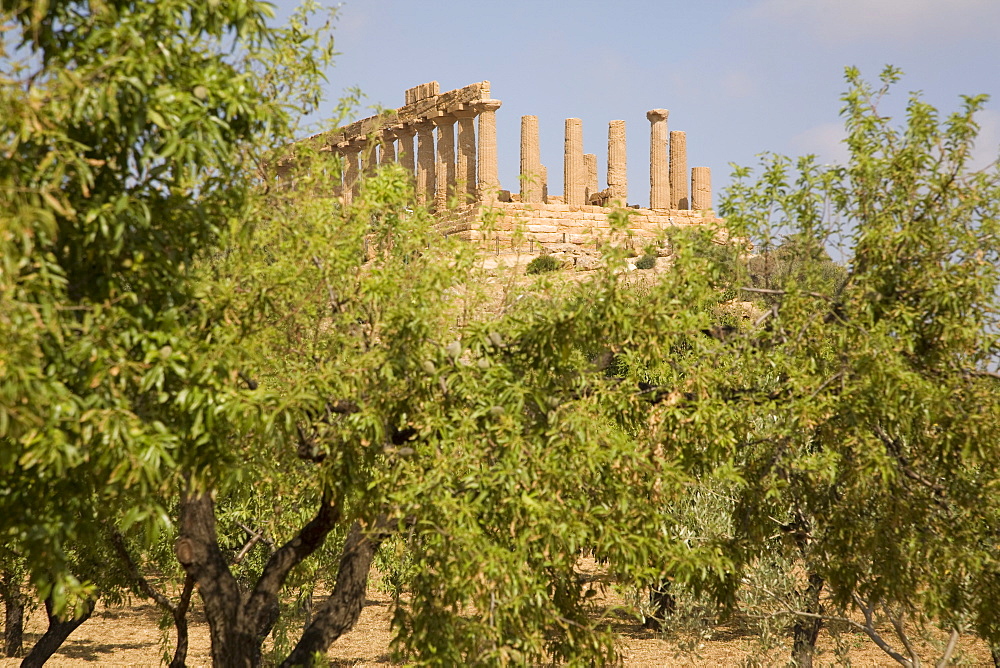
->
788, 109, 1000, 171
790, 121, 849, 165
971, 108, 1000, 171
745, 0, 1000, 45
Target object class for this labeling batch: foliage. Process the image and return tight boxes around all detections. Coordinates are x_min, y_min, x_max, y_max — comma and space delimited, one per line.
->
634, 253, 657, 270
525, 253, 562, 274
4, 5, 1000, 663
0, 0, 335, 663
709, 65, 1000, 663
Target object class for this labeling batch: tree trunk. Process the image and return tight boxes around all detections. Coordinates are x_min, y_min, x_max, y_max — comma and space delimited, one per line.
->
176, 489, 260, 668
1, 572, 25, 658
643, 580, 677, 631
176, 484, 342, 667
168, 575, 195, 668
991, 644, 1000, 668
280, 516, 393, 667
109, 526, 195, 668
19, 595, 95, 668
791, 572, 824, 668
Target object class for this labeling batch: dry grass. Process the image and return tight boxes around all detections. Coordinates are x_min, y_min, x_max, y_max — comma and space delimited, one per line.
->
2, 560, 993, 667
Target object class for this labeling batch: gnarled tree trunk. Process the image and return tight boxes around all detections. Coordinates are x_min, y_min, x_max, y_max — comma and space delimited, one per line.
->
176, 485, 343, 667
643, 579, 677, 631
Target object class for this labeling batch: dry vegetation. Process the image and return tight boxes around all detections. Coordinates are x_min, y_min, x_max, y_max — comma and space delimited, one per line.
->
3, 558, 992, 667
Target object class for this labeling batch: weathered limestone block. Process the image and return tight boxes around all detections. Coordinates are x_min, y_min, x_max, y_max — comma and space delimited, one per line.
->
646, 109, 669, 209
691, 166, 711, 210
584, 153, 598, 202
415, 119, 436, 206
452, 107, 478, 201
670, 130, 689, 209
607, 120, 627, 206
588, 187, 613, 207
476, 99, 502, 200
405, 81, 440, 105
564, 118, 585, 206
432, 113, 457, 209
520, 115, 542, 203
526, 224, 559, 233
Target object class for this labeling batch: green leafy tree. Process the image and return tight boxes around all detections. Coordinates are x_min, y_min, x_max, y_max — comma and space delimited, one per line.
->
699, 66, 1000, 666
1, 0, 334, 663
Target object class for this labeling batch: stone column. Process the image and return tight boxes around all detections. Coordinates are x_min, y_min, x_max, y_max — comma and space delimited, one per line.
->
433, 113, 457, 210
341, 141, 361, 203
396, 125, 416, 186
476, 99, 502, 200
520, 115, 542, 203
379, 131, 396, 166
584, 153, 598, 203
360, 139, 377, 179
453, 108, 478, 202
563, 118, 585, 206
647, 109, 669, 209
414, 119, 436, 206
692, 166, 712, 210
607, 120, 627, 206
670, 130, 689, 209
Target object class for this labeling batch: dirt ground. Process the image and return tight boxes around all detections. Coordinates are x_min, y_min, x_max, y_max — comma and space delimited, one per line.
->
2, 562, 993, 667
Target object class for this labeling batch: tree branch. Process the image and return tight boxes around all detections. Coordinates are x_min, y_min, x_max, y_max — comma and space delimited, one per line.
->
739, 286, 834, 301
935, 628, 959, 668
886, 606, 921, 668
872, 425, 948, 504
108, 528, 175, 613
280, 515, 395, 668
244, 494, 342, 640
852, 594, 912, 667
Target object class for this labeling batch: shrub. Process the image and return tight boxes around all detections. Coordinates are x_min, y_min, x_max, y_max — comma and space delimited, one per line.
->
635, 254, 657, 270
526, 255, 561, 274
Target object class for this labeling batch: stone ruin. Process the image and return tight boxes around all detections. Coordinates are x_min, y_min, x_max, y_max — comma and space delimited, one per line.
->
285, 80, 725, 269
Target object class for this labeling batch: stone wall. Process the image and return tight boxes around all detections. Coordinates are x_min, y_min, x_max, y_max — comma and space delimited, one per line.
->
436, 201, 724, 263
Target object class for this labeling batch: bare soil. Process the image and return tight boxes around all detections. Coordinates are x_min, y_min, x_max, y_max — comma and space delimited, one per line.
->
2, 561, 993, 667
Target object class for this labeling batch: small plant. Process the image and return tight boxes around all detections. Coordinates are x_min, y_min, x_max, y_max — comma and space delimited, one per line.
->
526, 255, 561, 274
635, 254, 657, 270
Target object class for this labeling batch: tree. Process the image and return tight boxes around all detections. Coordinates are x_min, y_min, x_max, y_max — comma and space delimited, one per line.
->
1, 0, 334, 662
1, 2, 699, 665
691, 65, 1000, 666
6, 3, 997, 662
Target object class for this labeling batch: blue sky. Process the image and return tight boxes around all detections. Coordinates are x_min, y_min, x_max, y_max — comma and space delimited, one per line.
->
284, 0, 1000, 208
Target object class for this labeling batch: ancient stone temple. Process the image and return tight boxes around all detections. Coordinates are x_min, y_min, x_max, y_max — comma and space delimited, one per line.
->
285, 81, 724, 264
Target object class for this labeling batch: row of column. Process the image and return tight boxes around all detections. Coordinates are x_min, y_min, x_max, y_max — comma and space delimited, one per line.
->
519, 111, 712, 210
336, 103, 711, 211
335, 99, 503, 207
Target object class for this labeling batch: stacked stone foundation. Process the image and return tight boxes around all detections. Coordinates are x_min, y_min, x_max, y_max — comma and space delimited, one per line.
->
436, 201, 724, 266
